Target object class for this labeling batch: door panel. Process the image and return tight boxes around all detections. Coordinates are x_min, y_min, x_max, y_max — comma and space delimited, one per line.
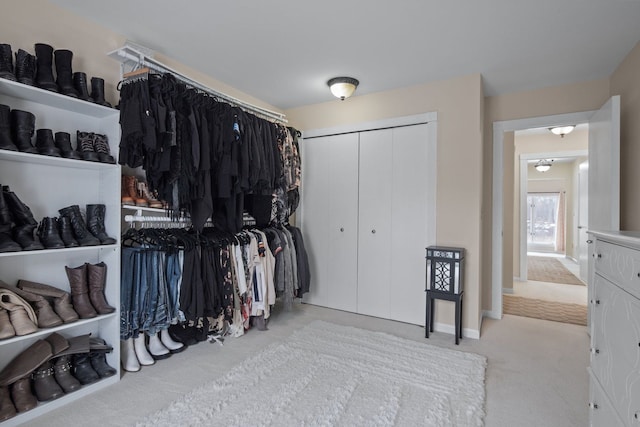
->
357, 129, 393, 319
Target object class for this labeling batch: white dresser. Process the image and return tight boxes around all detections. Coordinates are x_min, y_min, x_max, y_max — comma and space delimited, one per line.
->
588, 231, 640, 426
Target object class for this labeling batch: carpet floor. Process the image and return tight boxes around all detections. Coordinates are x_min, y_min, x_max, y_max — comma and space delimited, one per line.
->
527, 257, 584, 286
136, 320, 487, 427
503, 294, 587, 326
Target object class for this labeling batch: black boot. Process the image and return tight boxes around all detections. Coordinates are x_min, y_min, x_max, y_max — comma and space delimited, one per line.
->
72, 72, 91, 102
9, 110, 37, 154
54, 132, 81, 160
58, 216, 78, 248
77, 131, 99, 162
14, 49, 35, 87
0, 105, 18, 152
86, 204, 116, 245
71, 353, 100, 385
90, 77, 111, 107
58, 205, 100, 246
2, 186, 43, 251
35, 129, 61, 157
89, 338, 116, 377
36, 217, 64, 249
92, 134, 115, 164
0, 191, 20, 253
34, 43, 58, 93
54, 49, 78, 98
0, 44, 16, 81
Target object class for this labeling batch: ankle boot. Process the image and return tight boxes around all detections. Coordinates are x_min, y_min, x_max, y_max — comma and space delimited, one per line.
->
72, 353, 100, 385
86, 262, 115, 314
0, 339, 52, 387
120, 338, 140, 372
58, 205, 100, 246
17, 280, 79, 324
3, 186, 42, 250
123, 176, 147, 207
0, 190, 21, 253
0, 44, 16, 82
32, 361, 64, 401
54, 49, 77, 98
52, 355, 80, 393
160, 329, 185, 353
54, 131, 81, 160
93, 133, 116, 164
76, 131, 99, 162
0, 281, 62, 329
10, 377, 36, 413
14, 49, 35, 86
86, 204, 116, 245
89, 338, 116, 377
90, 77, 111, 107
133, 334, 154, 366
36, 217, 65, 249
147, 333, 171, 360
35, 129, 61, 157
0, 104, 18, 152
34, 43, 58, 93
58, 216, 79, 248
72, 72, 91, 102
0, 387, 16, 421
0, 289, 38, 336
138, 181, 164, 208
9, 110, 37, 154
65, 264, 97, 319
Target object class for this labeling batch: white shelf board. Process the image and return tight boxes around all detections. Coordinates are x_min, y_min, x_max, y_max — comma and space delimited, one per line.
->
0, 149, 119, 170
0, 244, 118, 259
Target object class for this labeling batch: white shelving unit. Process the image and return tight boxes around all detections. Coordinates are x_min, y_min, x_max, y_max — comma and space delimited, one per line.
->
0, 78, 121, 426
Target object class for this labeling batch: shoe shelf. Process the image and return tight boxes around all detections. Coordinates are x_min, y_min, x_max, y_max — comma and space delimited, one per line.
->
0, 75, 122, 425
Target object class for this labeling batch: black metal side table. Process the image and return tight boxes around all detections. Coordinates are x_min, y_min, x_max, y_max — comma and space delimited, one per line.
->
425, 246, 465, 345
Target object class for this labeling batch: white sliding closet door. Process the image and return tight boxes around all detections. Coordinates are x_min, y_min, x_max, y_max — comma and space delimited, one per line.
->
357, 129, 394, 319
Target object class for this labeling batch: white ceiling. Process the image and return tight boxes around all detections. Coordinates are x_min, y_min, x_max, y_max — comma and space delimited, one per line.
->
51, 0, 640, 110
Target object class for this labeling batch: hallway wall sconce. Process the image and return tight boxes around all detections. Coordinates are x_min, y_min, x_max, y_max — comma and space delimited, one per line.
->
327, 77, 359, 100
534, 159, 553, 172
549, 125, 575, 138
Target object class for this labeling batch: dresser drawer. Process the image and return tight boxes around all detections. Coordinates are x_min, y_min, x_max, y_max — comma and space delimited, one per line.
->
590, 274, 640, 425
595, 240, 640, 300
589, 369, 624, 427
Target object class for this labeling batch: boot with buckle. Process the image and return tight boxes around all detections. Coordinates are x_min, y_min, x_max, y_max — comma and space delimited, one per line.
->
86, 204, 116, 245
2, 186, 42, 251
32, 361, 64, 401
58, 205, 100, 246
36, 217, 65, 249
52, 355, 80, 393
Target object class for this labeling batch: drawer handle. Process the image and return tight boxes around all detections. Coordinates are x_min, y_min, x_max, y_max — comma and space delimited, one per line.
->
340, 227, 344, 232
586, 239, 593, 244
590, 299, 600, 305
589, 402, 598, 410
591, 347, 600, 354
597, 254, 602, 259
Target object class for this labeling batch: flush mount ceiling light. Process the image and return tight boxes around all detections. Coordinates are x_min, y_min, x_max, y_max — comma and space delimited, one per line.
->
534, 159, 553, 172
327, 77, 359, 100
549, 125, 575, 138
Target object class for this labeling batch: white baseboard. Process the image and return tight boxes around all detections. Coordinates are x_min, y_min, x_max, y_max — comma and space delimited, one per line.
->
431, 321, 480, 340
503, 287, 514, 294
483, 309, 501, 320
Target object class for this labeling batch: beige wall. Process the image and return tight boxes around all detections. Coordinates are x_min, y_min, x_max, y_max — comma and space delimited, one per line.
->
611, 41, 640, 230
502, 132, 514, 294
286, 74, 485, 334
483, 79, 610, 312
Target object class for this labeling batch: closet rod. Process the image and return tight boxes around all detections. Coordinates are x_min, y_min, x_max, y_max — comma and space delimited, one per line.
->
124, 214, 191, 223
110, 47, 288, 124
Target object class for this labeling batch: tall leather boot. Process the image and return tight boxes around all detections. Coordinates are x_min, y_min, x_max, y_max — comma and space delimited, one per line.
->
0, 190, 21, 253
3, 186, 43, 250
72, 72, 91, 102
54, 49, 78, 98
35, 129, 61, 157
36, 217, 65, 249
54, 131, 81, 160
86, 262, 115, 314
0, 281, 62, 328
0, 44, 16, 82
86, 204, 116, 245
0, 104, 18, 151
58, 215, 79, 248
89, 337, 116, 377
52, 355, 80, 393
14, 49, 35, 86
34, 43, 58, 92
65, 264, 97, 319
90, 77, 111, 107
0, 339, 52, 387
58, 205, 100, 246
76, 131, 99, 162
0, 289, 38, 336
17, 279, 79, 324
9, 110, 37, 154
92, 133, 116, 164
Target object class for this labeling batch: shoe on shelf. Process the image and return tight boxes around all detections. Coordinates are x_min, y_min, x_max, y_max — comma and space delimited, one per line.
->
122, 176, 148, 207
138, 181, 164, 209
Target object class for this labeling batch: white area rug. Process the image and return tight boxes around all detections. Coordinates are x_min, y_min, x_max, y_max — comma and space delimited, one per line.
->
136, 320, 487, 427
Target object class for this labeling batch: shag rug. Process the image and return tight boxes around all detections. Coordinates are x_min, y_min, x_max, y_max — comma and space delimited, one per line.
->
136, 320, 487, 427
527, 256, 584, 286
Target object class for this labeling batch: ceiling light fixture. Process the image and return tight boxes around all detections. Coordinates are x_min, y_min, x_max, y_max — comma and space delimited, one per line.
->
549, 125, 575, 138
534, 159, 553, 172
327, 77, 359, 100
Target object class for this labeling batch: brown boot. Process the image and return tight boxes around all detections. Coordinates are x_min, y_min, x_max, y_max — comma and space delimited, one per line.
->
0, 386, 16, 421
32, 361, 64, 402
86, 262, 115, 314
137, 181, 164, 209
17, 279, 79, 324
0, 289, 38, 336
0, 339, 52, 386
0, 280, 62, 328
52, 355, 81, 393
0, 308, 14, 339
123, 176, 147, 207
10, 377, 37, 412
65, 264, 97, 319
